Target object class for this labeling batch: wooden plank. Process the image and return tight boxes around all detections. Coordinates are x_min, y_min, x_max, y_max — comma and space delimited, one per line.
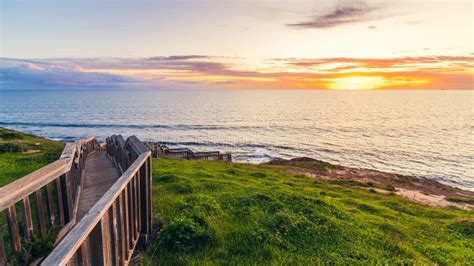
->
111, 203, 119, 265
76, 151, 121, 220
134, 175, 139, 239
79, 238, 90, 266
65, 171, 74, 222
88, 224, 103, 266
0, 160, 69, 211
22, 197, 34, 240
123, 186, 130, 259
136, 174, 141, 234
129, 181, 135, 244
0, 230, 7, 266
42, 152, 150, 265
5, 206, 20, 252
35, 190, 47, 236
139, 159, 151, 246
101, 212, 112, 266
147, 157, 153, 235
46, 183, 56, 227
118, 193, 126, 264
59, 142, 77, 162
56, 177, 65, 225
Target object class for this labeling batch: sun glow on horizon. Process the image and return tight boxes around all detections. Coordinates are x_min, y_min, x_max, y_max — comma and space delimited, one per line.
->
325, 75, 432, 90
327, 76, 386, 90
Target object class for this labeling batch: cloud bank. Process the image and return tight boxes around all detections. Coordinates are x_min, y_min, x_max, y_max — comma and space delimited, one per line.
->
0, 54, 472, 90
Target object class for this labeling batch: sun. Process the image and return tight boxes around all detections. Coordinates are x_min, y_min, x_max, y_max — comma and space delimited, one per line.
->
327, 76, 386, 90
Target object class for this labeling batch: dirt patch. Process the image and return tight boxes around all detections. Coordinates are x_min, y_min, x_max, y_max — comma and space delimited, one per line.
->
273, 157, 474, 210
22, 149, 41, 154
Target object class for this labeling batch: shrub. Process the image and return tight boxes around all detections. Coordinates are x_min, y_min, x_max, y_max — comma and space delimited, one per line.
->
0, 143, 24, 153
250, 172, 267, 178
157, 217, 215, 252
448, 219, 474, 238
0, 131, 22, 140
169, 183, 193, 194
156, 174, 177, 183
446, 197, 474, 205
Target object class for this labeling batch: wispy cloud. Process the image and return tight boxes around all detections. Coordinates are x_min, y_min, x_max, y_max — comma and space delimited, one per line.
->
287, 0, 382, 29
146, 55, 210, 61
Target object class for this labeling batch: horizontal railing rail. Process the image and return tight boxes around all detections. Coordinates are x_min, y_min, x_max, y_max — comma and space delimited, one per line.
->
0, 137, 100, 265
42, 135, 152, 265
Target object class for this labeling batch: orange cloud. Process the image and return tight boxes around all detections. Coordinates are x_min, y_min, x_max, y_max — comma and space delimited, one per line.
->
2, 55, 472, 90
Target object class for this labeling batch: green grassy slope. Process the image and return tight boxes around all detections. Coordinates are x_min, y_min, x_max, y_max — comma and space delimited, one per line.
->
0, 128, 64, 186
142, 158, 474, 265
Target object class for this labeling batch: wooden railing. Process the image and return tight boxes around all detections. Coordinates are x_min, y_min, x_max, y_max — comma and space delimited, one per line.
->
42, 135, 152, 265
145, 142, 232, 162
0, 137, 100, 265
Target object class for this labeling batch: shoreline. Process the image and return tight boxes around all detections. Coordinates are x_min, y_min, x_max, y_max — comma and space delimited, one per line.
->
2, 126, 473, 209
269, 157, 474, 210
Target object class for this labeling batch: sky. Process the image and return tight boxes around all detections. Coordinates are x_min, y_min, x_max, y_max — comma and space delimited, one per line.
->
0, 0, 473, 90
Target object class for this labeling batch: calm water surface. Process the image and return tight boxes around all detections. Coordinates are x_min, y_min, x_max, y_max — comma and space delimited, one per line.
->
1, 89, 473, 191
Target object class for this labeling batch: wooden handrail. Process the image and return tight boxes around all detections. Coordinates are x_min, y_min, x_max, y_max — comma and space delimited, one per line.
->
0, 137, 100, 264
0, 160, 70, 211
42, 152, 151, 265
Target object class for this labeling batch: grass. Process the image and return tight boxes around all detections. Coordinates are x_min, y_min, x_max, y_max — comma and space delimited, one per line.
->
1, 129, 473, 264
141, 158, 474, 265
0, 127, 64, 186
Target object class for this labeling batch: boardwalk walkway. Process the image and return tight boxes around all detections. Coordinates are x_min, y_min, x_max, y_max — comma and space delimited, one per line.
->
77, 150, 121, 220
1, 135, 152, 265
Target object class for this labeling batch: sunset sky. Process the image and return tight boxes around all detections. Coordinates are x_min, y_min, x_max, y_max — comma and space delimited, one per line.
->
1, 0, 472, 90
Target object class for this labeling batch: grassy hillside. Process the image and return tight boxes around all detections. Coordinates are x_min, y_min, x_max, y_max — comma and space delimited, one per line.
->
0, 128, 64, 186
141, 158, 474, 265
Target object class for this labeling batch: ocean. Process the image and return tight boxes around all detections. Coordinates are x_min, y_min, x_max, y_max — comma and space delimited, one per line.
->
0, 88, 473, 191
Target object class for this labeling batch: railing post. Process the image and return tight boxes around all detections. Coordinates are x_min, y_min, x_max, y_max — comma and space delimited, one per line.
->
34, 190, 47, 237
89, 223, 104, 265
101, 212, 112, 265
55, 178, 65, 226
22, 197, 33, 240
5, 206, 20, 253
61, 173, 72, 223
138, 156, 152, 248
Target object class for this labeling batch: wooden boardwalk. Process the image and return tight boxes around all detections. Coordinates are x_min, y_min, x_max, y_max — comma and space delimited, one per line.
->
1, 136, 152, 265
77, 151, 121, 220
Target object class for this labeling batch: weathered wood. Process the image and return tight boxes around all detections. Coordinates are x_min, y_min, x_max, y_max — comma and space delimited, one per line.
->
79, 240, 90, 266
5, 206, 20, 252
65, 171, 74, 223
101, 212, 112, 266
128, 181, 135, 245
42, 152, 150, 265
139, 159, 151, 246
35, 190, 47, 236
88, 224, 103, 266
0, 160, 69, 211
123, 186, 130, 260
135, 175, 140, 235
55, 177, 66, 226
22, 197, 34, 240
0, 229, 7, 266
0, 137, 99, 264
118, 193, 126, 264
46, 183, 56, 227
111, 202, 119, 265
77, 151, 121, 220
